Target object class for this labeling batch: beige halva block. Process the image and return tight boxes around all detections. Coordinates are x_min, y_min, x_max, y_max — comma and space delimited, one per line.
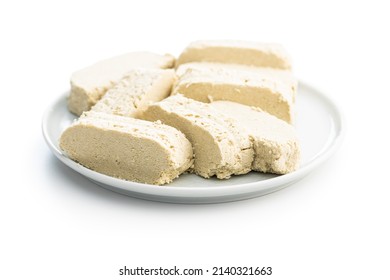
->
69, 52, 175, 115
176, 40, 291, 70
59, 111, 193, 185
212, 101, 300, 174
91, 68, 175, 118
142, 95, 254, 179
173, 63, 295, 123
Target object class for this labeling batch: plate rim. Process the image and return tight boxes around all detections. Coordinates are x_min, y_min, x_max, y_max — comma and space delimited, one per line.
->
42, 81, 345, 199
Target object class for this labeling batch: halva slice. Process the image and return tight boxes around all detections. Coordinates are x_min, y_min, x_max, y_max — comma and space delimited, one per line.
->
173, 64, 295, 123
59, 111, 193, 185
91, 68, 175, 118
176, 62, 298, 102
142, 95, 254, 179
69, 52, 175, 115
176, 40, 291, 70
212, 101, 300, 174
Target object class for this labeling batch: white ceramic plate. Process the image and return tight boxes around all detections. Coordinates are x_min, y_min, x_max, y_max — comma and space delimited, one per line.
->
42, 82, 344, 203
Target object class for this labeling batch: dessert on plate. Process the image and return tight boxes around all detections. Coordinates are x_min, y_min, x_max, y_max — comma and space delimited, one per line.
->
59, 40, 301, 185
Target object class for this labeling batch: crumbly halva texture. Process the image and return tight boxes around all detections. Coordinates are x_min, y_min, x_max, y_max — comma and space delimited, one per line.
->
59, 111, 193, 185
91, 68, 175, 118
176, 40, 291, 70
211, 101, 300, 174
68, 52, 175, 116
172, 63, 295, 123
141, 95, 254, 179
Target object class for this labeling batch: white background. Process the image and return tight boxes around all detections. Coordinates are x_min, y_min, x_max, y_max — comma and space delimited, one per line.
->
1, 0, 389, 279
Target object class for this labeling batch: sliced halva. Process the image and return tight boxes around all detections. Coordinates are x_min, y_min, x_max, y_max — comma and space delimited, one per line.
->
176, 40, 291, 70
173, 64, 295, 123
142, 95, 254, 179
91, 68, 175, 118
69, 52, 175, 115
59, 111, 193, 185
212, 101, 300, 174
